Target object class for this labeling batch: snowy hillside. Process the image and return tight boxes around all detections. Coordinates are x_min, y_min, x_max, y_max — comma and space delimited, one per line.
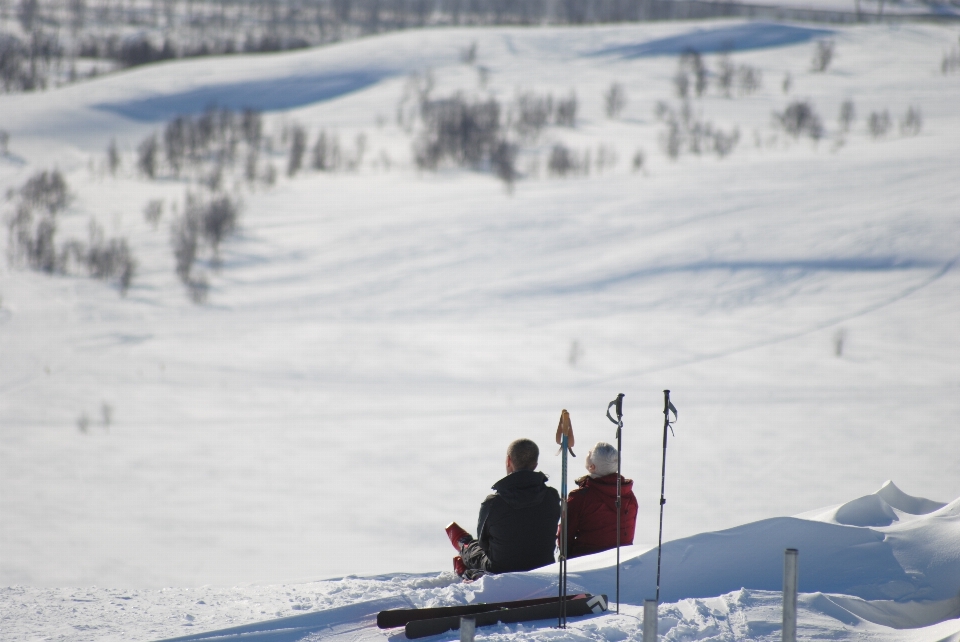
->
3, 482, 958, 640
2, 18, 960, 641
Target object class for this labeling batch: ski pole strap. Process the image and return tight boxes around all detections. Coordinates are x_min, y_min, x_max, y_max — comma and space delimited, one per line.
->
662, 390, 677, 437
606, 393, 624, 425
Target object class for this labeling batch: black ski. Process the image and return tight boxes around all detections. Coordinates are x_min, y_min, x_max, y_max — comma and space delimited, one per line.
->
377, 594, 572, 629
403, 594, 607, 639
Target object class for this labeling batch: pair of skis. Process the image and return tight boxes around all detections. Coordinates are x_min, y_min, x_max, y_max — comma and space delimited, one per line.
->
377, 593, 608, 639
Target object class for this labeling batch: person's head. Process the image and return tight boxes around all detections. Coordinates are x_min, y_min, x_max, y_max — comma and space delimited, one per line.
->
505, 438, 539, 474
586, 442, 618, 478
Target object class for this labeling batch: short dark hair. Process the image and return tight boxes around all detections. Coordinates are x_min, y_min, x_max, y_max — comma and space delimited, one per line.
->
507, 438, 539, 471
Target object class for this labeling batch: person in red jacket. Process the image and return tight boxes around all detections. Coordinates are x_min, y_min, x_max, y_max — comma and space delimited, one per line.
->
562, 442, 638, 559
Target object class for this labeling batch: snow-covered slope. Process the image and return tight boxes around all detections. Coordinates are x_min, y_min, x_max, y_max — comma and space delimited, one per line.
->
1, 16, 959, 611
3, 484, 957, 641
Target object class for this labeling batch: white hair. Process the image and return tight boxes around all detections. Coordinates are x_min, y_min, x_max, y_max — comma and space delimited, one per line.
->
588, 442, 619, 477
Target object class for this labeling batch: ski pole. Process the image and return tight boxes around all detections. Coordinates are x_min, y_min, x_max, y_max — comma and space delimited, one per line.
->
555, 410, 576, 628
605, 393, 624, 614
656, 390, 678, 604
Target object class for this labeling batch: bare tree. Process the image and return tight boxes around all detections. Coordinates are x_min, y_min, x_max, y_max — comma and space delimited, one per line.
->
107, 139, 120, 175
777, 101, 824, 140
138, 135, 158, 178
838, 100, 856, 133
811, 40, 835, 73
287, 124, 307, 176
900, 106, 922, 136
555, 92, 577, 127
868, 110, 891, 138
604, 82, 627, 118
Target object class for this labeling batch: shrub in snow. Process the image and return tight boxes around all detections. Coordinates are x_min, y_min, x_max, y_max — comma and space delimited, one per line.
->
241, 109, 263, 147
107, 139, 120, 175
138, 135, 158, 178
900, 107, 923, 136
6, 170, 136, 293
137, 107, 270, 185
6, 203, 57, 272
513, 92, 554, 141
170, 192, 241, 301
312, 131, 341, 171
675, 50, 708, 99
555, 92, 578, 127
737, 64, 762, 96
595, 144, 618, 172
868, 110, 891, 138
287, 124, 307, 176
548, 144, 575, 176
460, 41, 478, 64
490, 140, 519, 188
548, 143, 590, 176
656, 101, 740, 160
414, 93, 503, 170
941, 41, 960, 74
144, 199, 164, 229
604, 83, 627, 118
838, 100, 856, 134
171, 212, 200, 285
776, 101, 824, 140
632, 149, 646, 172
673, 68, 690, 99
717, 54, 735, 98
811, 39, 835, 72
19, 170, 70, 214
244, 150, 259, 183
84, 221, 137, 295
716, 54, 761, 98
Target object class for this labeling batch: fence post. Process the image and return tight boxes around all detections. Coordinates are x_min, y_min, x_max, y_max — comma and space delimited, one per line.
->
783, 548, 799, 642
643, 599, 658, 642
459, 616, 475, 642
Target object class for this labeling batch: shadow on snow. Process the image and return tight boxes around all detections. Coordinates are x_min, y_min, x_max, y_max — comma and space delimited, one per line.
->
591, 22, 834, 58
527, 256, 940, 297
94, 68, 395, 122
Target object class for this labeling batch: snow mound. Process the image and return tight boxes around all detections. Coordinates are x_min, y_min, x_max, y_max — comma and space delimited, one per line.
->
835, 493, 902, 527
486, 486, 959, 607
800, 481, 949, 527
877, 481, 949, 516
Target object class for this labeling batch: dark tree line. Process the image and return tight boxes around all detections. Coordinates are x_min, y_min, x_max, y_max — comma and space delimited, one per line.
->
137, 105, 264, 181
0, 30, 64, 91
408, 86, 580, 187
1, 0, 879, 94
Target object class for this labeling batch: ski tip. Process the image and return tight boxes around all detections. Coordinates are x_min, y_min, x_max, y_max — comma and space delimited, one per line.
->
587, 594, 609, 613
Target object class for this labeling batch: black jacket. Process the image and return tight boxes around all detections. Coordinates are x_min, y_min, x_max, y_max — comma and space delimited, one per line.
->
477, 470, 561, 573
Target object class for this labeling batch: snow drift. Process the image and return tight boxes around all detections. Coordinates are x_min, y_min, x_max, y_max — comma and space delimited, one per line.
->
141, 482, 960, 641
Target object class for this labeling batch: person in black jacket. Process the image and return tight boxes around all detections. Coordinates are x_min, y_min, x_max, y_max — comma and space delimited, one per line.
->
445, 439, 561, 580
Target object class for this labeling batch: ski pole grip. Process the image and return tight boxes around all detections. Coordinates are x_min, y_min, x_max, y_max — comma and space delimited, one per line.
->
606, 393, 624, 424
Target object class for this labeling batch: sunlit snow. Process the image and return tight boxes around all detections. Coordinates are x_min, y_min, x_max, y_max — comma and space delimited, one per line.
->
1, 17, 959, 642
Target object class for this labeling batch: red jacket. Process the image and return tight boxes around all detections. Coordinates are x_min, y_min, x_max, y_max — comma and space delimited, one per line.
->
561, 474, 638, 559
